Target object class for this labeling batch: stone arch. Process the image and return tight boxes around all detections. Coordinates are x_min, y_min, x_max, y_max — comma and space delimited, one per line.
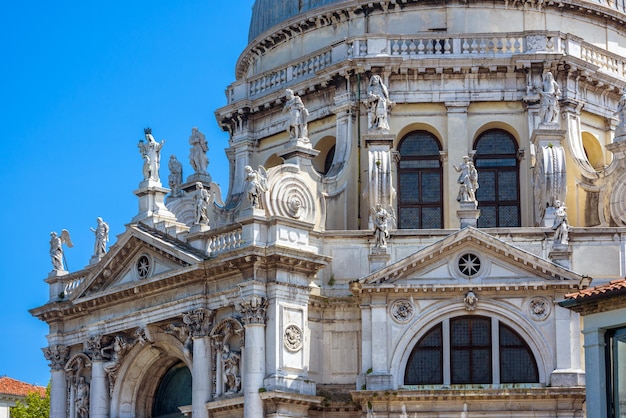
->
110, 331, 191, 418
389, 299, 552, 388
312, 135, 336, 175
581, 131, 605, 170
264, 153, 284, 169
395, 122, 444, 150
210, 317, 245, 396
472, 121, 522, 146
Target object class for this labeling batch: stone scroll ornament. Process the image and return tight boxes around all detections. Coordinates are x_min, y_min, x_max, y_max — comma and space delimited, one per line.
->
615, 90, 626, 141
533, 144, 566, 225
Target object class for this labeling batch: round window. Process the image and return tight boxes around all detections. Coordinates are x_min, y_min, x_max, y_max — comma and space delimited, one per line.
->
458, 253, 481, 277
136, 254, 151, 279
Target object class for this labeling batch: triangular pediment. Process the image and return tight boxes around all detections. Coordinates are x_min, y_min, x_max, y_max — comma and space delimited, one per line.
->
359, 227, 582, 288
69, 223, 207, 300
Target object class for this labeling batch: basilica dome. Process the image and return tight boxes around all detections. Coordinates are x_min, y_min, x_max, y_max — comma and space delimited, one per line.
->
249, 0, 346, 41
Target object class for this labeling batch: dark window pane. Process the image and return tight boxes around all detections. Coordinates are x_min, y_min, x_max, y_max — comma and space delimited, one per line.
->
398, 131, 443, 229
405, 324, 443, 385
499, 324, 539, 383
474, 129, 520, 227
451, 317, 492, 384
399, 207, 420, 229
498, 171, 518, 200
498, 206, 519, 227
422, 207, 442, 229
400, 173, 419, 204
421, 172, 442, 203
478, 206, 497, 228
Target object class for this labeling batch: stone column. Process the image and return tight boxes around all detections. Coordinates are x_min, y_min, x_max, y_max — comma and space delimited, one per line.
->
582, 329, 608, 418
86, 336, 109, 418
43, 345, 69, 418
183, 308, 214, 418
237, 296, 268, 418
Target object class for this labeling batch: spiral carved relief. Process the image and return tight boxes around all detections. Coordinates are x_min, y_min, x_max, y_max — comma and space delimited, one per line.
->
267, 170, 316, 223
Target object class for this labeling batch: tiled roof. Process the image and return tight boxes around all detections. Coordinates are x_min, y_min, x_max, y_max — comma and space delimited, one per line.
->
0, 376, 46, 397
564, 278, 626, 301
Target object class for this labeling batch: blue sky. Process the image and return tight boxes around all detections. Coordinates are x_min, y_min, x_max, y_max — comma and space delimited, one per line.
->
0, 1, 254, 386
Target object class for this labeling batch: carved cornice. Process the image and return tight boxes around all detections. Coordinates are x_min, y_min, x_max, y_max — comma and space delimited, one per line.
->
43, 344, 70, 371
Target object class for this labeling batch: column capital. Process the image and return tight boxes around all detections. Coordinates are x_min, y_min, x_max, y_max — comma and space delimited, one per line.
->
236, 296, 268, 325
183, 308, 215, 338
43, 344, 70, 371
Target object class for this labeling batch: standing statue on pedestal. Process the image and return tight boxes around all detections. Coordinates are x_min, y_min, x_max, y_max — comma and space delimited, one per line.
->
244, 165, 268, 208
283, 89, 309, 141
194, 182, 211, 225
189, 127, 209, 174
366, 75, 394, 132
49, 229, 73, 271
222, 344, 241, 394
138, 128, 165, 183
168, 155, 183, 198
90, 217, 109, 259
614, 91, 626, 141
372, 204, 393, 248
75, 376, 89, 418
538, 71, 561, 126
454, 156, 479, 203
552, 200, 569, 247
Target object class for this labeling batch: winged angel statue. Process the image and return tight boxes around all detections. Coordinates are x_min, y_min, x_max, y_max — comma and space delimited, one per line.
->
50, 229, 73, 271
244, 165, 268, 208
371, 204, 396, 248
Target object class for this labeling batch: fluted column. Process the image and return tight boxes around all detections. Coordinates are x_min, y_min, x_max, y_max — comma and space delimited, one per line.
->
183, 308, 214, 418
86, 336, 109, 418
43, 345, 69, 418
236, 296, 268, 418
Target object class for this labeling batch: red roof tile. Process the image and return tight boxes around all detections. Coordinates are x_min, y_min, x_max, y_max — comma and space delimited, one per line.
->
0, 376, 46, 397
564, 278, 626, 301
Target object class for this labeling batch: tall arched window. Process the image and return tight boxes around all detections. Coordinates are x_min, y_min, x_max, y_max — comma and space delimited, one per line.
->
405, 316, 539, 385
474, 130, 520, 227
397, 131, 443, 229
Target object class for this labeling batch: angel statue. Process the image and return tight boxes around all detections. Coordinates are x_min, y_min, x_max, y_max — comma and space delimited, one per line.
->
138, 128, 165, 183
244, 165, 268, 208
50, 229, 73, 271
283, 89, 309, 141
372, 204, 395, 248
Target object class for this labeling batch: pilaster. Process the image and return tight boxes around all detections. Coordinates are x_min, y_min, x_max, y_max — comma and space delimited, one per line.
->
445, 102, 470, 228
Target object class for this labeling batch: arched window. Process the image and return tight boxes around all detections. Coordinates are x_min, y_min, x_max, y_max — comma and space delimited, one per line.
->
152, 361, 192, 418
397, 131, 443, 229
405, 316, 539, 385
474, 130, 520, 228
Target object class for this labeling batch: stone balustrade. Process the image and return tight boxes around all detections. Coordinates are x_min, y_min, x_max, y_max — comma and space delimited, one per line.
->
207, 227, 244, 255
229, 32, 624, 104
63, 274, 86, 298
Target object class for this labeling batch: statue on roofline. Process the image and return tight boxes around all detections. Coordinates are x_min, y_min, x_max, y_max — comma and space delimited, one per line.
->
168, 155, 183, 198
189, 127, 209, 174
50, 229, 73, 272
90, 217, 109, 259
283, 89, 309, 141
244, 165, 268, 209
138, 128, 165, 183
366, 75, 394, 132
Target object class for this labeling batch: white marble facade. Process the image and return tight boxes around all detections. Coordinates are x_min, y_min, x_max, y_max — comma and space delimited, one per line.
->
33, 0, 626, 416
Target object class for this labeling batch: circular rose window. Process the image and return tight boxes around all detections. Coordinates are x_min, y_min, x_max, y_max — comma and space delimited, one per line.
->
136, 254, 151, 279
458, 253, 481, 277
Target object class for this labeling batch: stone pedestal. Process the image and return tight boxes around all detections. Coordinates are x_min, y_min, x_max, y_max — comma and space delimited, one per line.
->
457, 202, 480, 229
132, 183, 178, 225
45, 270, 69, 301
369, 250, 390, 273
549, 247, 571, 269
278, 142, 319, 167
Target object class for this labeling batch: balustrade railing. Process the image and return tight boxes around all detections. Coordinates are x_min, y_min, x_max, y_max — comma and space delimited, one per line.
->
207, 227, 244, 256
234, 32, 625, 103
